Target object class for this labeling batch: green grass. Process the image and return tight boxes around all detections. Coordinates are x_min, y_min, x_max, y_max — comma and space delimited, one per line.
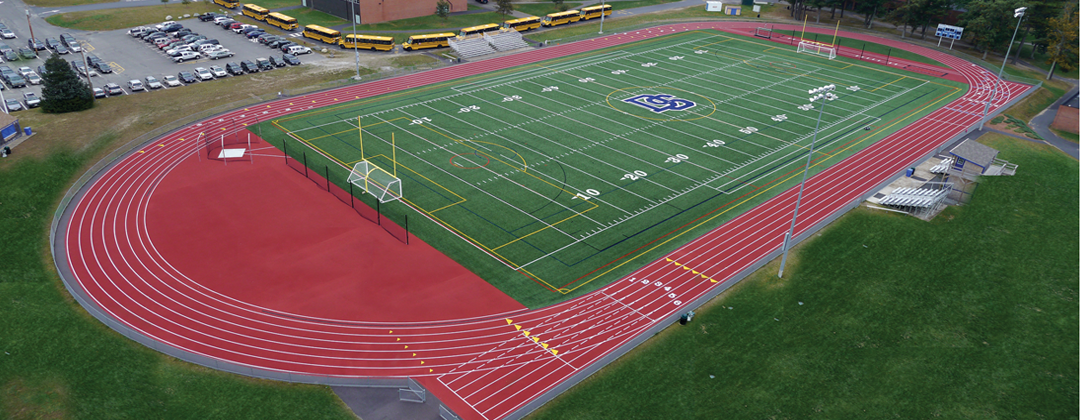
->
251, 0, 300, 10
514, 2, 584, 16
0, 149, 358, 420
528, 133, 1079, 419
1011, 44, 1080, 80
45, 3, 221, 31
998, 67, 1073, 123
290, 7, 347, 28
24, 0, 114, 8
260, 29, 967, 308
527, 4, 776, 43
1051, 128, 1079, 143
352, 11, 508, 32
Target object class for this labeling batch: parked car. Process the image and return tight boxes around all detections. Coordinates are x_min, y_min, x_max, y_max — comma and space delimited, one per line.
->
267, 55, 285, 67
144, 75, 163, 89
240, 59, 258, 73
22, 92, 40, 107
27, 38, 46, 51
194, 67, 214, 81
256, 56, 275, 70
24, 72, 41, 85
92, 87, 105, 98
172, 51, 199, 63
174, 28, 194, 38
208, 65, 227, 78
128, 26, 151, 37
93, 61, 113, 74
199, 13, 222, 22
281, 53, 300, 65
0, 29, 14, 40
207, 49, 234, 60
162, 24, 185, 34
268, 39, 290, 49
199, 44, 224, 54
233, 24, 257, 34
45, 38, 62, 50
256, 34, 277, 44
155, 21, 178, 30
285, 45, 310, 55
218, 19, 237, 28
18, 47, 36, 59
213, 16, 231, 25
60, 33, 77, 47
277, 42, 298, 52
4, 98, 22, 111
36, 65, 47, 76
2, 49, 17, 61
153, 37, 173, 48
245, 30, 266, 39
162, 74, 181, 87
166, 45, 192, 56
128, 79, 145, 91
17, 66, 32, 77
177, 70, 197, 83
225, 61, 243, 75
104, 83, 124, 96
54, 44, 70, 55
5, 73, 26, 87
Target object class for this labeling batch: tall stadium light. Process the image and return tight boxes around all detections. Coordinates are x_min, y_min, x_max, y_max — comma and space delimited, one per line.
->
351, 0, 361, 80
599, 0, 606, 34
979, 6, 1026, 130
778, 84, 836, 278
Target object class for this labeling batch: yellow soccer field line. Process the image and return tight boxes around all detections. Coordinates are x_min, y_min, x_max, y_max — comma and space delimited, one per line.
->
361, 153, 467, 213
491, 203, 599, 252
872, 76, 907, 92
563, 84, 964, 294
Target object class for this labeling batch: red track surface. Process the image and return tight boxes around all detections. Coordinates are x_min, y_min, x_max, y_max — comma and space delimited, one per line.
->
61, 23, 1031, 420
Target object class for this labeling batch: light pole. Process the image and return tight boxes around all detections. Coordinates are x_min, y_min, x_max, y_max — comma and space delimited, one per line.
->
598, 0, 606, 34
778, 84, 837, 278
978, 6, 1026, 130
26, 10, 36, 48
350, 0, 360, 80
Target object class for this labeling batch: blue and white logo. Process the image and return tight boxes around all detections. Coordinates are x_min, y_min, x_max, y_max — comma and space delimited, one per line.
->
622, 93, 696, 113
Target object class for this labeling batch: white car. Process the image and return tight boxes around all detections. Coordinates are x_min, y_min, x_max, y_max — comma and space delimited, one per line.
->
194, 67, 214, 81
286, 45, 312, 55
208, 65, 227, 78
144, 75, 163, 89
17, 66, 32, 77
128, 79, 145, 91
172, 51, 199, 63
213, 16, 231, 25
155, 21, 177, 30
1, 29, 15, 39
199, 44, 224, 53
162, 74, 182, 87
232, 24, 257, 34
166, 46, 192, 56
25, 72, 41, 85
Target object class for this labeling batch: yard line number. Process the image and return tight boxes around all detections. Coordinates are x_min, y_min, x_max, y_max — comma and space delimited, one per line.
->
704, 139, 726, 148
502, 95, 522, 102
665, 153, 689, 163
458, 105, 480, 113
572, 189, 600, 200
409, 117, 432, 125
541, 86, 559, 92
622, 170, 648, 181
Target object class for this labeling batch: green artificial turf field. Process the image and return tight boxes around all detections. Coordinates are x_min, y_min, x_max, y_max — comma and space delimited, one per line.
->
259, 29, 967, 308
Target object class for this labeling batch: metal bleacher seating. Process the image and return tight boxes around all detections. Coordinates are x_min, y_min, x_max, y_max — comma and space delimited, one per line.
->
485, 30, 531, 52
448, 36, 496, 59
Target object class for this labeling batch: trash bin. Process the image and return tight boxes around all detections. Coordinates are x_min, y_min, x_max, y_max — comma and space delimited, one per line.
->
905, 167, 914, 177
24, 127, 32, 136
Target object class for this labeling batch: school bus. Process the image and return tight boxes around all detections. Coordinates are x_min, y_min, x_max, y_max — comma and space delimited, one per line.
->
213, 0, 238, 9
265, 12, 298, 31
541, 10, 581, 27
458, 23, 500, 38
302, 25, 341, 44
340, 34, 394, 51
241, 4, 269, 21
579, 4, 612, 20
501, 16, 541, 32
401, 33, 455, 51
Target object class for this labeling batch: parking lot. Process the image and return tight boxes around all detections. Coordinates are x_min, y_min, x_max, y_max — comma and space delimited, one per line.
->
1, 9, 326, 111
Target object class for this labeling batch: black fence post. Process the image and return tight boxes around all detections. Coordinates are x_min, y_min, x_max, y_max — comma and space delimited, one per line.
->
860, 43, 865, 59
303, 152, 308, 178
349, 183, 354, 208
283, 138, 288, 165
405, 215, 409, 245
885, 48, 892, 65
325, 165, 331, 192
376, 199, 381, 225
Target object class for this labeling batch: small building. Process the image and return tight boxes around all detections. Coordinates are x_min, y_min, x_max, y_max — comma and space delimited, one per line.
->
948, 139, 1016, 180
0, 112, 19, 144
304, 0, 467, 25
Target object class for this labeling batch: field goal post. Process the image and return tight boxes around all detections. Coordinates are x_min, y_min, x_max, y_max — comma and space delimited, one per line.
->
753, 26, 773, 39
347, 160, 402, 203
797, 41, 837, 60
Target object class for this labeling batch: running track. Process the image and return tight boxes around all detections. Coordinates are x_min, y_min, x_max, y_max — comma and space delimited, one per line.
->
55, 22, 1033, 420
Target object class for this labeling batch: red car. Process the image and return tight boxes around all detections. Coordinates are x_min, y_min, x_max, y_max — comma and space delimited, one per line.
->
228, 22, 244, 30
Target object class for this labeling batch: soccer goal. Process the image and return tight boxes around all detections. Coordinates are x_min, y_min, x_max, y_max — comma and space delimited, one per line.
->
347, 160, 402, 203
797, 41, 837, 60
753, 27, 773, 39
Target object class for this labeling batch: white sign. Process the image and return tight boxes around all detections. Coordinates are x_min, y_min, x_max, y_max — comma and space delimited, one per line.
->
753, 5, 761, 12
706, 1, 723, 11
935, 23, 964, 40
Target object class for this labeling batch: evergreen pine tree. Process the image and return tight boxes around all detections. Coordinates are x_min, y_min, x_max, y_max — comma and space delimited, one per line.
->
40, 54, 94, 113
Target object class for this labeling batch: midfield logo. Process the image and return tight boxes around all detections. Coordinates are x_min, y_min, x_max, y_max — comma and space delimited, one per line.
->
622, 93, 696, 113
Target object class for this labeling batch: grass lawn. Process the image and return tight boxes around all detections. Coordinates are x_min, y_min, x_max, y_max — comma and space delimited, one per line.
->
45, 3, 220, 31
0, 64, 366, 420
1051, 128, 1079, 143
1011, 44, 1080, 80
514, 2, 585, 16
290, 7, 347, 28
24, 0, 114, 8
1000, 68, 1072, 123
253, 0, 300, 10
528, 133, 1079, 419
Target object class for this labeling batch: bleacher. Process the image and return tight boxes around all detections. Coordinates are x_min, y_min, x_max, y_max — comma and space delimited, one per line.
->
485, 30, 531, 52
929, 157, 953, 174
880, 187, 948, 209
448, 36, 496, 59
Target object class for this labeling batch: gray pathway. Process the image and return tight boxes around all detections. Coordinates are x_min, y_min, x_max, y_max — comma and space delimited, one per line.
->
1029, 86, 1079, 160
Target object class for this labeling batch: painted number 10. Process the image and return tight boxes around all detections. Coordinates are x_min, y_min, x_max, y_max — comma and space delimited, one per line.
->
573, 189, 600, 200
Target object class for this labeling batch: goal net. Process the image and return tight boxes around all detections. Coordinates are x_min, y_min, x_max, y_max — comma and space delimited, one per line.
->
753, 27, 772, 39
347, 160, 402, 203
797, 41, 837, 60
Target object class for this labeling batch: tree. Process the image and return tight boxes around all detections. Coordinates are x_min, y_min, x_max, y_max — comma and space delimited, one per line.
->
495, 0, 514, 16
40, 54, 93, 114
435, 0, 451, 21
855, 0, 889, 28
552, 0, 568, 12
1044, 3, 1078, 80
959, 0, 1022, 59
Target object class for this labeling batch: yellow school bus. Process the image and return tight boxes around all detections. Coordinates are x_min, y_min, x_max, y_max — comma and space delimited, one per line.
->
459, 23, 501, 38
580, 4, 612, 20
501, 16, 541, 32
266, 12, 298, 31
214, 0, 239, 9
542, 10, 581, 27
302, 24, 342, 44
401, 33, 455, 51
242, 4, 268, 21
340, 34, 394, 51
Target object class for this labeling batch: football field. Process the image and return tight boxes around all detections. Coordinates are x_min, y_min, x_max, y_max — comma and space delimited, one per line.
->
263, 29, 966, 307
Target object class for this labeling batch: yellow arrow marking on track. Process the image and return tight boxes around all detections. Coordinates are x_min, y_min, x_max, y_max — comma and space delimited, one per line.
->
506, 318, 513, 324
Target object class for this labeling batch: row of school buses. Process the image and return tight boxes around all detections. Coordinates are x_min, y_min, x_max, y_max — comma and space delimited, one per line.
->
212, 0, 612, 52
